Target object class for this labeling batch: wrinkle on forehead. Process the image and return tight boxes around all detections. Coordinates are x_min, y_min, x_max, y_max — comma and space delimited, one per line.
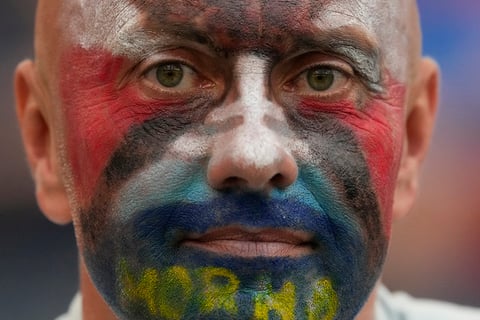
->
130, 0, 328, 52
315, 0, 410, 80
62, 0, 140, 55
60, 0, 415, 82
62, 0, 331, 54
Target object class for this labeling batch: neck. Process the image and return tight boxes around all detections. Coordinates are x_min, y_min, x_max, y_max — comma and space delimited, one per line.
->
79, 258, 378, 320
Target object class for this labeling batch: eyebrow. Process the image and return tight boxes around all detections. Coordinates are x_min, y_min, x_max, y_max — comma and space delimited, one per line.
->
284, 27, 382, 92
116, 23, 382, 92
115, 25, 222, 59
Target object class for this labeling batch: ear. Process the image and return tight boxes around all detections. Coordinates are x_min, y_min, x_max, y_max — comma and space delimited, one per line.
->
392, 58, 440, 220
15, 60, 72, 224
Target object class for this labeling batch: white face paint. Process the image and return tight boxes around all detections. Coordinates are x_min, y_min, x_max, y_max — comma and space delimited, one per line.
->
315, 0, 409, 81
63, 0, 141, 56
64, 0, 410, 81
168, 54, 311, 166
213, 55, 291, 169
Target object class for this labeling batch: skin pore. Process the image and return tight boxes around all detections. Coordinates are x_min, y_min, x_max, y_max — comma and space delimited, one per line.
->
15, 0, 439, 319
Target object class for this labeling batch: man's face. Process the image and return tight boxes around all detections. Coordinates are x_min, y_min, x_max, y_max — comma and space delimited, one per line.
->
54, 0, 410, 318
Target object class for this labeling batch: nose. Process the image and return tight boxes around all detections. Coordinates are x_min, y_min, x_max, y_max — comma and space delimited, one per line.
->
207, 130, 299, 192
206, 55, 298, 192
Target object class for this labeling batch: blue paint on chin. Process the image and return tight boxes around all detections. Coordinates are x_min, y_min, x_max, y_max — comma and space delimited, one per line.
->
100, 195, 367, 317
85, 164, 382, 319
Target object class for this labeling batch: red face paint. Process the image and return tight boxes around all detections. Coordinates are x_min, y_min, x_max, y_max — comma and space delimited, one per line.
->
59, 47, 185, 204
299, 76, 406, 236
357, 80, 406, 235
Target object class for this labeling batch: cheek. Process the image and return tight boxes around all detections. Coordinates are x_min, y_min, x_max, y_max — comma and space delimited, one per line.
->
299, 80, 406, 236
348, 88, 405, 234
59, 48, 183, 204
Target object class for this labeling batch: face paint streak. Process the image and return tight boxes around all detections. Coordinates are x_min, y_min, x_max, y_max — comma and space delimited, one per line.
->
361, 86, 405, 234
314, 1, 409, 81
307, 279, 338, 320
119, 260, 193, 319
118, 259, 338, 320
253, 281, 295, 320
65, 0, 142, 56
199, 267, 240, 315
227, 55, 286, 169
299, 78, 405, 235
60, 47, 185, 202
297, 100, 356, 117
129, 0, 323, 53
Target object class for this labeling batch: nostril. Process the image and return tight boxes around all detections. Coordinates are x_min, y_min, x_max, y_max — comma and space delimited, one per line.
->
222, 176, 248, 189
270, 173, 284, 186
270, 173, 293, 189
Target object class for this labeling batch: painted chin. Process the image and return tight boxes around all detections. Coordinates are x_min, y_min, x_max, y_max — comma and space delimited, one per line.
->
82, 171, 383, 319
181, 227, 316, 258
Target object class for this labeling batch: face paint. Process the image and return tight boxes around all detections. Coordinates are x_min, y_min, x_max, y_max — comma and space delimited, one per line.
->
58, 0, 408, 319
65, 0, 141, 56
118, 259, 338, 319
59, 47, 216, 205
296, 73, 406, 233
315, 0, 409, 81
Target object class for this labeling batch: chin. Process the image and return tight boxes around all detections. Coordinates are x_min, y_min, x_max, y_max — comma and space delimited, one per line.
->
81, 189, 386, 319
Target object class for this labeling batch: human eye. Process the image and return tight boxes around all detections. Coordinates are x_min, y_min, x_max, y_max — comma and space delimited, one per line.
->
286, 64, 351, 98
144, 61, 205, 92
135, 48, 222, 100
153, 62, 187, 88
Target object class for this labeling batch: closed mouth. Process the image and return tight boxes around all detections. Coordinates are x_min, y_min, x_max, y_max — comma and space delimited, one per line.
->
180, 226, 316, 258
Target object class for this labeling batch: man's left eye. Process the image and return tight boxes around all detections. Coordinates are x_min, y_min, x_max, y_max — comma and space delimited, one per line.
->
297, 66, 349, 94
307, 67, 336, 91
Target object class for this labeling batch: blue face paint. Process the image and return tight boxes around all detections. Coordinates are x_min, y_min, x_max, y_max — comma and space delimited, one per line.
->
83, 163, 385, 319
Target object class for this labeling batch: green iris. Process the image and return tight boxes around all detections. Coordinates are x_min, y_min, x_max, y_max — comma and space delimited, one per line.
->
307, 67, 335, 91
156, 63, 184, 88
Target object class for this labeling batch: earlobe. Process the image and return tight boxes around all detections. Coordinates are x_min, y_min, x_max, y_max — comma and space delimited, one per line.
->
15, 60, 72, 224
393, 57, 440, 220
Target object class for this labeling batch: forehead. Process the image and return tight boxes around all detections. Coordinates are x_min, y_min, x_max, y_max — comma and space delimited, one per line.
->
64, 0, 408, 78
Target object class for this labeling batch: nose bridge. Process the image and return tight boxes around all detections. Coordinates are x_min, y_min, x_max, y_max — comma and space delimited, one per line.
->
236, 55, 270, 121
207, 54, 298, 192
233, 54, 279, 166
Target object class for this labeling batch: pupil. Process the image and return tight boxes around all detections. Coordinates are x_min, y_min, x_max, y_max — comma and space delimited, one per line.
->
307, 68, 334, 91
157, 63, 184, 88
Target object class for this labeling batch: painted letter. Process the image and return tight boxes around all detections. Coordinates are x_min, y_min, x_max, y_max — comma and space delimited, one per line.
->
119, 261, 194, 319
306, 279, 338, 320
254, 281, 296, 320
157, 266, 193, 320
119, 260, 160, 316
199, 267, 239, 315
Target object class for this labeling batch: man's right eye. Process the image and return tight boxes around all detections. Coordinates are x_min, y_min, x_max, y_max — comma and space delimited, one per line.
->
144, 61, 201, 92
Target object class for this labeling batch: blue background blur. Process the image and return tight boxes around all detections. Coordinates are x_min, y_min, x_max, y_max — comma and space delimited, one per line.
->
1, 1, 479, 319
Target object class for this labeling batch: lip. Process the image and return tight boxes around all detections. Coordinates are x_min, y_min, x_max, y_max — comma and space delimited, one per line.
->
180, 226, 316, 258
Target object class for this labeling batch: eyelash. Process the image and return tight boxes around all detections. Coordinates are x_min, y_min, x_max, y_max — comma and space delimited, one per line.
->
284, 63, 353, 97
143, 61, 197, 89
138, 54, 356, 105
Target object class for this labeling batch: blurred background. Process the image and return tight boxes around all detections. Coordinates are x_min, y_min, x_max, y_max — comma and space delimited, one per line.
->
0, 0, 478, 319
